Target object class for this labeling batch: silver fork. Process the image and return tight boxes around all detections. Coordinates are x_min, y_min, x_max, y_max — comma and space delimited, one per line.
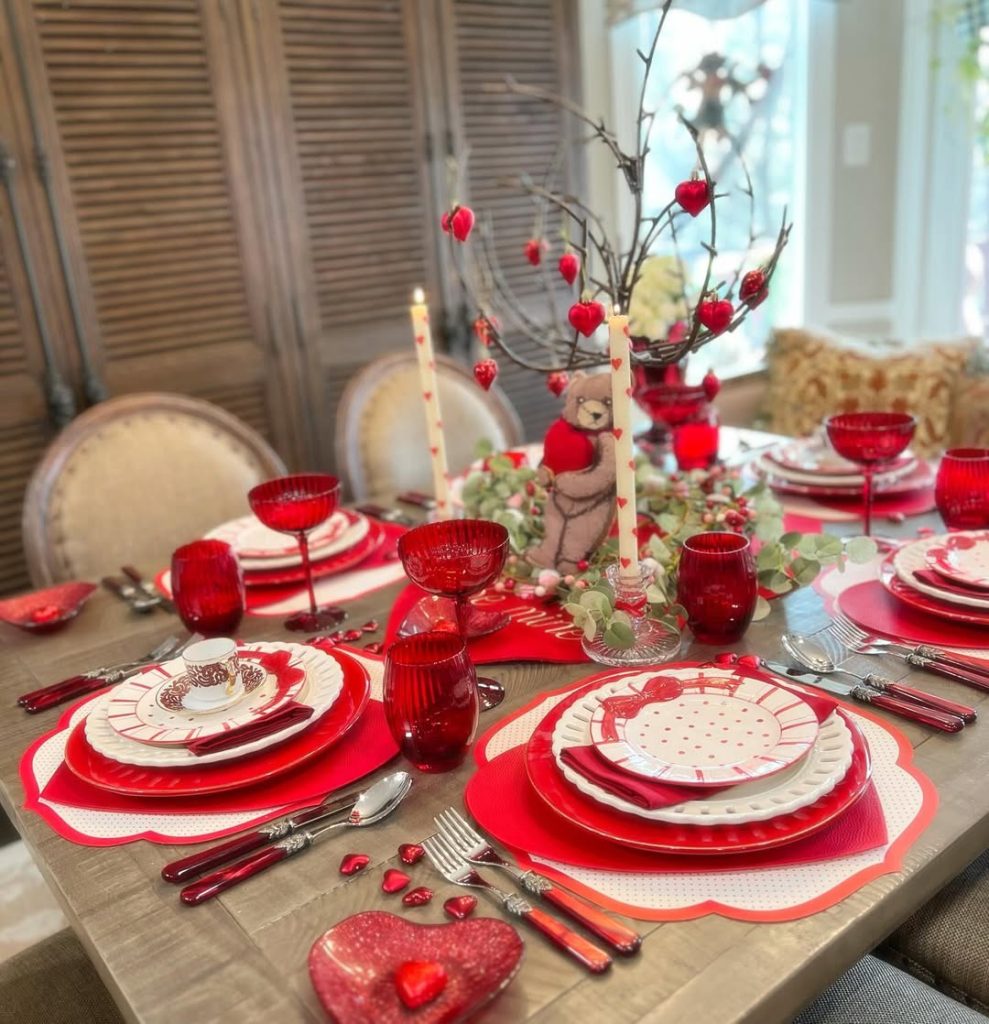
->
421, 834, 612, 974
434, 808, 640, 955
830, 614, 989, 690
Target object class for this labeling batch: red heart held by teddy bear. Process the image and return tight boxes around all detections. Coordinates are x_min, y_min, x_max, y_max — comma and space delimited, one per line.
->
696, 297, 734, 335
568, 300, 606, 337
309, 912, 523, 1024
558, 251, 580, 285
473, 358, 499, 391
674, 178, 710, 217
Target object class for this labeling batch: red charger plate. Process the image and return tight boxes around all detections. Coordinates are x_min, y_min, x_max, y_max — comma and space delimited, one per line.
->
880, 559, 989, 626
525, 674, 872, 855
63, 648, 370, 797
243, 519, 385, 587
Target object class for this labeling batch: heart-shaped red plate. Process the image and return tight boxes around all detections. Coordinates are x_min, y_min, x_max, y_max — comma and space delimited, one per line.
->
308, 911, 523, 1023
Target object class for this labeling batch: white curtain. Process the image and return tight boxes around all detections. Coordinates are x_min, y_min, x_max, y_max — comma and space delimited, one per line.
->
607, 0, 769, 25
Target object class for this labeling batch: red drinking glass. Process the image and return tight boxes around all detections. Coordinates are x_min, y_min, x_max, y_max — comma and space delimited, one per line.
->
825, 412, 917, 537
672, 403, 720, 470
248, 473, 343, 632
171, 540, 245, 637
383, 631, 479, 772
936, 448, 989, 529
676, 532, 757, 644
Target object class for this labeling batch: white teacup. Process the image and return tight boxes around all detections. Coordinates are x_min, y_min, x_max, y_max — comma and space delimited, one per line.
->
182, 637, 244, 711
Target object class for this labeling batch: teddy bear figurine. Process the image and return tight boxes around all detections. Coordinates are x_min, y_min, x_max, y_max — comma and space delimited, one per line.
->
527, 371, 618, 574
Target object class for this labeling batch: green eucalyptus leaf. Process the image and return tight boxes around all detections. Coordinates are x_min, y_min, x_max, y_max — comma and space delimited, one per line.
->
755, 516, 785, 542
846, 536, 879, 563
604, 620, 635, 649
756, 544, 784, 570
582, 617, 599, 642
779, 531, 803, 550
791, 556, 821, 587
752, 595, 773, 621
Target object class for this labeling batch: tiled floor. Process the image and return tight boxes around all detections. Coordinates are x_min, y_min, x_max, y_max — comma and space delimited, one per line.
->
0, 841, 66, 964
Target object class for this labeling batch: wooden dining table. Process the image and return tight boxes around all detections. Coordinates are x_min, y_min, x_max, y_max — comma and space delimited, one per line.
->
2, 503, 989, 1023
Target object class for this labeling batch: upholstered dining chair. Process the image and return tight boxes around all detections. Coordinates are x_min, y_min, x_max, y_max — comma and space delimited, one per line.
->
22, 393, 287, 587
335, 352, 523, 501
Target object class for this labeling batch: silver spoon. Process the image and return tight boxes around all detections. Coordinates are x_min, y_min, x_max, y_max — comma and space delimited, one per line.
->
180, 772, 413, 905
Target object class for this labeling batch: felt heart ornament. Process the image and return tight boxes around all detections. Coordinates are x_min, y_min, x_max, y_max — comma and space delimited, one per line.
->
739, 268, 768, 308
696, 296, 734, 335
568, 300, 606, 337
381, 868, 411, 894
674, 178, 710, 217
558, 251, 580, 285
309, 912, 523, 1024
524, 238, 547, 266
546, 371, 569, 397
473, 358, 498, 391
395, 960, 448, 1010
450, 205, 475, 242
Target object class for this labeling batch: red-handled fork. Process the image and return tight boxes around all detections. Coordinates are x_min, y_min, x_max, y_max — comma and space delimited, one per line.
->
422, 835, 612, 974
434, 808, 640, 955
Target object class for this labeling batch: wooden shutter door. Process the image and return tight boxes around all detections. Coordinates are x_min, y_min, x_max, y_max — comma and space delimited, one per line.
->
13, 0, 304, 462
441, 0, 581, 441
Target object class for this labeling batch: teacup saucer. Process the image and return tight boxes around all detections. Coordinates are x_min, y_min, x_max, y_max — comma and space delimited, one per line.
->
157, 664, 263, 715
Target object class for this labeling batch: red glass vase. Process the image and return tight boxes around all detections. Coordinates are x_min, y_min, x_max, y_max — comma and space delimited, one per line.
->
935, 448, 989, 530
676, 532, 757, 644
383, 631, 479, 772
171, 540, 245, 637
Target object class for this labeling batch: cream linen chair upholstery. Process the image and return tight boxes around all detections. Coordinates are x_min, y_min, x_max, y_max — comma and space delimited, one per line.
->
336, 353, 523, 501
22, 393, 286, 586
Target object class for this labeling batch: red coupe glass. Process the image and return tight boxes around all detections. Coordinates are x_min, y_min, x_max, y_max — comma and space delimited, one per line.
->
398, 519, 509, 710
383, 632, 479, 772
825, 412, 917, 536
676, 532, 757, 644
248, 473, 344, 632
936, 448, 989, 529
171, 540, 245, 637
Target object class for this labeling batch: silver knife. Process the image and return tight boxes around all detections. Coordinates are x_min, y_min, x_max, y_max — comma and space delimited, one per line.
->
122, 565, 176, 614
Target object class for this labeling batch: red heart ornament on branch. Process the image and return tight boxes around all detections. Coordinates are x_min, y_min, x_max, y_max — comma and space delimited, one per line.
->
473, 358, 499, 391
524, 238, 547, 266
443, 205, 474, 242
696, 296, 734, 335
740, 269, 768, 308
546, 371, 569, 397
674, 178, 710, 217
568, 300, 606, 337
558, 251, 580, 285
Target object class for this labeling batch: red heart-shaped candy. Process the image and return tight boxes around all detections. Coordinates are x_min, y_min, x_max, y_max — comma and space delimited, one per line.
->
398, 843, 425, 865
443, 894, 478, 920
395, 960, 447, 1010
402, 886, 434, 907
339, 853, 370, 876
381, 868, 411, 894
674, 178, 710, 217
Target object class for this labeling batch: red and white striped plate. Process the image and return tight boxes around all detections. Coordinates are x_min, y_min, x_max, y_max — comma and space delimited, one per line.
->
587, 667, 820, 787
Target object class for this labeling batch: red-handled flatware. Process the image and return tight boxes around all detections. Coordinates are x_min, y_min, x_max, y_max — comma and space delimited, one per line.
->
433, 807, 640, 955
422, 835, 612, 974
180, 772, 412, 905
162, 786, 364, 884
859, 675, 977, 723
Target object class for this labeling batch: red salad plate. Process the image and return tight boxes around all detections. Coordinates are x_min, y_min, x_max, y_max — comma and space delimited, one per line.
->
525, 674, 872, 855
243, 519, 385, 587
879, 559, 989, 627
309, 912, 523, 1024
63, 648, 369, 797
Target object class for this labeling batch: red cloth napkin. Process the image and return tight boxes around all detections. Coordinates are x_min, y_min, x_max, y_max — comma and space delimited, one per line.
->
41, 699, 397, 815
837, 580, 989, 650
465, 745, 887, 874
913, 568, 989, 600
185, 702, 314, 756
384, 584, 589, 664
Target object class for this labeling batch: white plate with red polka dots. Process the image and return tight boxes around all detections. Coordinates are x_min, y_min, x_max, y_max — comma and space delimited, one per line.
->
587, 667, 820, 787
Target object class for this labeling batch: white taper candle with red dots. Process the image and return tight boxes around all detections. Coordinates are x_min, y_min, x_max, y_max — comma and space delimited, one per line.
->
608, 309, 639, 582
410, 288, 451, 517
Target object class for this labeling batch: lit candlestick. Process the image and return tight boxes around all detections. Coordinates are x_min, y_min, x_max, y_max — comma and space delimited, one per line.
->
608, 308, 639, 581
410, 288, 451, 517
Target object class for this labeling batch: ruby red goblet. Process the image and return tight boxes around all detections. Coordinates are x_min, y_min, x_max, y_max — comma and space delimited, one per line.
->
676, 532, 757, 644
171, 540, 245, 637
248, 473, 345, 632
825, 412, 917, 536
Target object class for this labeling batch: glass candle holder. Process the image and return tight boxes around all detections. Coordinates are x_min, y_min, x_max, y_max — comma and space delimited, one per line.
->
171, 539, 245, 637
935, 448, 989, 530
383, 631, 479, 773
677, 532, 757, 644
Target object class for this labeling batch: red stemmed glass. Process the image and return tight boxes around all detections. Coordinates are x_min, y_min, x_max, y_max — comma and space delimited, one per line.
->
825, 412, 917, 536
676, 532, 757, 644
171, 540, 245, 637
383, 631, 479, 772
248, 473, 345, 632
397, 519, 509, 710
936, 448, 989, 529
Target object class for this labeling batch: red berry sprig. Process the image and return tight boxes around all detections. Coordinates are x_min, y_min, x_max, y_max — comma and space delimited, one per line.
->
473, 358, 499, 391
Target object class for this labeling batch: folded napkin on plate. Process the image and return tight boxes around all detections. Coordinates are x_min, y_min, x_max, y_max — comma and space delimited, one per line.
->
185, 702, 314, 756
913, 569, 989, 600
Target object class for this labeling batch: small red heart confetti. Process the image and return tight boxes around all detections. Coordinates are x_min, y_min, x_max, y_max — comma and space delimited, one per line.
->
568, 300, 606, 337
558, 251, 579, 285
339, 853, 370, 876
473, 358, 498, 391
739, 268, 768, 308
343, 629, 363, 642
613, 427, 623, 440
696, 296, 734, 334
524, 238, 546, 266
381, 868, 411, 894
394, 960, 447, 1010
443, 894, 478, 920
402, 886, 434, 907
674, 178, 710, 217
702, 369, 720, 401
361, 619, 379, 632
363, 641, 383, 654
398, 843, 425, 865
546, 371, 569, 397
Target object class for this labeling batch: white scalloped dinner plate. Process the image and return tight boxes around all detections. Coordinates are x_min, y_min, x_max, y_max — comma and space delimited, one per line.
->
84, 642, 343, 767
553, 676, 853, 825
894, 533, 989, 610
205, 511, 368, 569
